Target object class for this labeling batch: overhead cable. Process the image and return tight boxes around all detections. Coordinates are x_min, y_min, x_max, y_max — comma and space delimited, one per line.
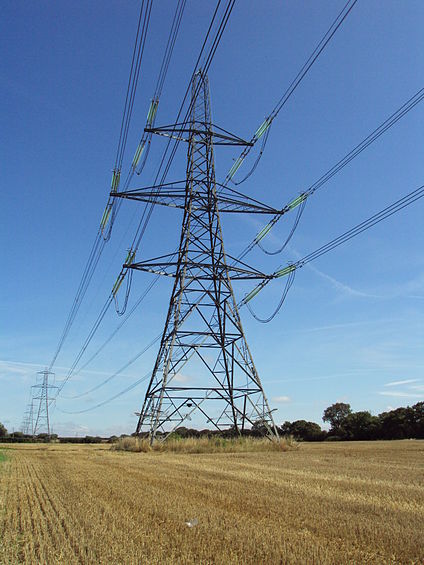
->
57, 175, 424, 411
247, 269, 296, 323
124, 0, 187, 182
225, 0, 358, 186
115, 0, 153, 173
82, 59, 424, 398
239, 86, 424, 260
72, 84, 424, 396
60, 333, 161, 401
241, 182, 424, 315
47, 0, 153, 371
57, 277, 163, 399
56, 371, 152, 415
128, 0, 235, 256
52, 2, 230, 395
103, 84, 424, 372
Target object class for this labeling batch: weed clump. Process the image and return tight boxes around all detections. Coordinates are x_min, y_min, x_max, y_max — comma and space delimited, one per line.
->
111, 435, 297, 454
111, 436, 150, 453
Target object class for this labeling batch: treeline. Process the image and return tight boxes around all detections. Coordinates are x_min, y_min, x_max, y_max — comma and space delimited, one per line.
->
1, 402, 423, 443
0, 432, 113, 444
152, 402, 424, 442
280, 402, 424, 441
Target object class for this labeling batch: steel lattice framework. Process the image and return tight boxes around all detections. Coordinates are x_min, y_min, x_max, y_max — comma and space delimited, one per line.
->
21, 399, 34, 436
32, 369, 57, 437
114, 71, 282, 442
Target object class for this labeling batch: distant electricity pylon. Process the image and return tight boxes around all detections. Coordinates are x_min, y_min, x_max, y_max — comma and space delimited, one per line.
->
114, 71, 284, 443
21, 398, 34, 436
32, 369, 57, 437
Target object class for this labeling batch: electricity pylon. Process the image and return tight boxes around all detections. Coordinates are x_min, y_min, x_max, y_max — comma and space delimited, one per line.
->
21, 398, 35, 436
114, 70, 283, 442
33, 369, 57, 437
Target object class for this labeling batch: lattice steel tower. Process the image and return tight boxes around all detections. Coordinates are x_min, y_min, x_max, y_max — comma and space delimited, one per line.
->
33, 369, 57, 437
21, 398, 35, 436
115, 71, 282, 442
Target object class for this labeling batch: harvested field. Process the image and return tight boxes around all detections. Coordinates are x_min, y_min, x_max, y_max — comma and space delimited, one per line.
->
0, 440, 423, 564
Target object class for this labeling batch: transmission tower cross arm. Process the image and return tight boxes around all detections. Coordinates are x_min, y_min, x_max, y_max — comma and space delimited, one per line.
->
113, 180, 285, 215
145, 122, 253, 146
127, 256, 271, 280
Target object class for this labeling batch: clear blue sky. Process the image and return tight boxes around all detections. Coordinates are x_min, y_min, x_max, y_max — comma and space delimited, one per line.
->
1, 1, 423, 435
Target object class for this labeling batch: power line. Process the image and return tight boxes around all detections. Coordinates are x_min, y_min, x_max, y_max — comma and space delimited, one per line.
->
49, 236, 107, 370
47, 0, 153, 372
71, 83, 424, 398
71, 26, 424, 401
127, 0, 235, 256
258, 199, 307, 256
99, 0, 236, 315
56, 181, 424, 413
242, 182, 424, 319
49, 3, 422, 420
59, 284, 163, 399
115, 7, 423, 332
92, 54, 424, 390
123, 0, 187, 182
238, 86, 424, 260
299, 185, 424, 265
115, 0, 153, 172
225, 0, 358, 186
247, 269, 296, 323
52, 2, 234, 397
61, 333, 161, 401
50, 0, 189, 392
56, 371, 152, 415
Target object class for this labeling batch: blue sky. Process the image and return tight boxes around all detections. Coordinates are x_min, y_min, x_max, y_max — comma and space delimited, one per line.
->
1, 1, 423, 436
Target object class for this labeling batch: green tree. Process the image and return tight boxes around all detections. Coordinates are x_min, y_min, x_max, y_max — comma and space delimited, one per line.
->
323, 403, 352, 436
411, 402, 424, 439
378, 406, 416, 439
0, 422, 8, 437
279, 421, 293, 436
344, 411, 380, 440
291, 420, 325, 441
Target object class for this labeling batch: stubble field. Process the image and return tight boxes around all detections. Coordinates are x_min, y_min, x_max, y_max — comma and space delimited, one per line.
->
0, 440, 423, 564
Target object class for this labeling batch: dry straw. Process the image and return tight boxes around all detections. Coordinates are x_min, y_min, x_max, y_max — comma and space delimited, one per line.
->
111, 435, 298, 454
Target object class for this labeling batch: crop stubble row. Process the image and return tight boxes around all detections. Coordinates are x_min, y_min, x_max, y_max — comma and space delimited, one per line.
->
0, 441, 423, 564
